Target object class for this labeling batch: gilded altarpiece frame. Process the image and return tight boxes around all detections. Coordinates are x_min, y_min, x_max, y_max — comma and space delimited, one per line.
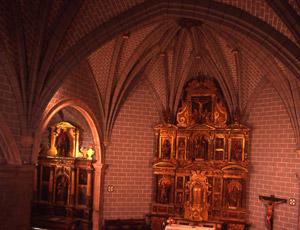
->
32, 122, 94, 230
151, 78, 250, 230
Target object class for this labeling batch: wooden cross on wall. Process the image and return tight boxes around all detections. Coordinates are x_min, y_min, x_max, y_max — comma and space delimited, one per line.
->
259, 195, 287, 230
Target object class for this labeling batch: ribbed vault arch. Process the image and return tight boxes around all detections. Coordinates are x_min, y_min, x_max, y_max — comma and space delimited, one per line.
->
0, 113, 22, 165
43, 0, 300, 103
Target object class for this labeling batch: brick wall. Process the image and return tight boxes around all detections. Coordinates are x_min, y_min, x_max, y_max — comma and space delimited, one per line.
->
49, 63, 102, 124
0, 165, 34, 230
247, 83, 299, 230
103, 79, 160, 219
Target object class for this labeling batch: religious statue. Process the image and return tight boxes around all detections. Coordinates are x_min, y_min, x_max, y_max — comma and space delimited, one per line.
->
158, 176, 172, 204
56, 129, 70, 156
162, 139, 171, 159
193, 136, 208, 160
226, 180, 242, 208
259, 195, 287, 230
192, 100, 212, 124
231, 139, 243, 161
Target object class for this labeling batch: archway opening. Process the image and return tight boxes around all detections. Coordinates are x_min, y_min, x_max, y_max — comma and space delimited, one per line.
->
31, 100, 103, 230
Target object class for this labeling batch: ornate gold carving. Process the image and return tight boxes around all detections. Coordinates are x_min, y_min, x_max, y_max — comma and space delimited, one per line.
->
225, 180, 242, 209
214, 99, 227, 127
152, 78, 249, 227
184, 171, 209, 221
47, 122, 78, 157
45, 121, 93, 160
176, 79, 228, 127
158, 176, 172, 204
177, 102, 190, 127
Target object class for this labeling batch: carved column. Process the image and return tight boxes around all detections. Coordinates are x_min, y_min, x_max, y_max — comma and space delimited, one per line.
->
70, 168, 76, 205
74, 129, 80, 157
87, 168, 92, 207
155, 132, 159, 158
93, 162, 108, 230
49, 167, 54, 202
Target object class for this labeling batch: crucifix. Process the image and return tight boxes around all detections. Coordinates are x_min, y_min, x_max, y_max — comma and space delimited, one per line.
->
259, 195, 287, 230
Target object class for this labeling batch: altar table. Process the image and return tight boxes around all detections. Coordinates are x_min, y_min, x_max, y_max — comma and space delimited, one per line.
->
165, 224, 215, 230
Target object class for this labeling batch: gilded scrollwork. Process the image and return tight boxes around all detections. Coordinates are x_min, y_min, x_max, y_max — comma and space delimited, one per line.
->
152, 78, 250, 226
184, 171, 209, 221
177, 102, 190, 127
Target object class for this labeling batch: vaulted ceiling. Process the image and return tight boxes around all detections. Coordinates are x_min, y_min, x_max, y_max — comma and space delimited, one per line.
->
1, 0, 300, 148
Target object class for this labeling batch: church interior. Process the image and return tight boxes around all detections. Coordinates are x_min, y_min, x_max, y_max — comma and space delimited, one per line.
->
1, 1, 300, 230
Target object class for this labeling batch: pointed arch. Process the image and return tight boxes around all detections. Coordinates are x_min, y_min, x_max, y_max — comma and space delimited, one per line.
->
32, 98, 102, 163
32, 98, 104, 229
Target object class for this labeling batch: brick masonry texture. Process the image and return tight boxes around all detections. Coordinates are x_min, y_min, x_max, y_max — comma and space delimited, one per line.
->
103, 79, 160, 219
49, 63, 102, 126
247, 83, 299, 230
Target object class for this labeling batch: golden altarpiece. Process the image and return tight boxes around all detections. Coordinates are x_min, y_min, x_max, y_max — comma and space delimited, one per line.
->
152, 79, 249, 230
32, 122, 94, 230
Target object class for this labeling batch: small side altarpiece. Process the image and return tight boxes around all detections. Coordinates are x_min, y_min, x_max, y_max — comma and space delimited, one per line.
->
32, 121, 94, 229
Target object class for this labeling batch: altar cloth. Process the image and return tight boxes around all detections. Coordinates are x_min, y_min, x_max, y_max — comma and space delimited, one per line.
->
165, 224, 214, 230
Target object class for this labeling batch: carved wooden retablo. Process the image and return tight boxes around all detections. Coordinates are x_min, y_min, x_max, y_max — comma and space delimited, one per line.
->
32, 122, 94, 230
152, 78, 249, 229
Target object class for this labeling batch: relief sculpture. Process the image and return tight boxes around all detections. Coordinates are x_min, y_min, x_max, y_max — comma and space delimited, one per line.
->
226, 180, 242, 209
192, 135, 208, 160
158, 176, 172, 204
184, 171, 209, 221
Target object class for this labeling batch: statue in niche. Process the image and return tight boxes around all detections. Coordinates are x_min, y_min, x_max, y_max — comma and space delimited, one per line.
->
55, 175, 68, 204
226, 180, 242, 208
193, 136, 208, 160
158, 176, 172, 204
56, 129, 70, 156
230, 139, 243, 161
161, 139, 171, 159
